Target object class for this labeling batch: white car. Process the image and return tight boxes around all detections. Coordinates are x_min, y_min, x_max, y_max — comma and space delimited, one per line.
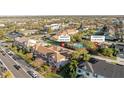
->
27, 71, 38, 78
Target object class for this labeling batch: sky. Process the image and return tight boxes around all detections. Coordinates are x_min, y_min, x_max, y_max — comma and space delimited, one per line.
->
0, 0, 123, 15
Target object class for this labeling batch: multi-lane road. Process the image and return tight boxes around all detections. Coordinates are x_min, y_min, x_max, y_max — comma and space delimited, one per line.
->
0, 48, 31, 78
4, 48, 42, 78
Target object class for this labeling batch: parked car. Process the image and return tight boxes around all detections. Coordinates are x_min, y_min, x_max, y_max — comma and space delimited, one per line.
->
5, 49, 10, 53
0, 61, 3, 65
27, 71, 38, 78
12, 56, 17, 60
2, 52, 6, 56
8, 52, 14, 56
1, 67, 7, 72
89, 58, 98, 64
13, 65, 21, 70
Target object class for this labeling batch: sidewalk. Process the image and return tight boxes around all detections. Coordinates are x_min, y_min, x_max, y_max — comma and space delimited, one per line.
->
92, 55, 124, 65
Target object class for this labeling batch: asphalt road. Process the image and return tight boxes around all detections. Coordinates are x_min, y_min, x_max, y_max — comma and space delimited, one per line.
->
6, 49, 42, 78
0, 48, 31, 78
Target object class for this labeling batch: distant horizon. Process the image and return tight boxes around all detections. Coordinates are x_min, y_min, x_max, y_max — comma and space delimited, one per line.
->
0, 15, 124, 19
0, 15, 124, 17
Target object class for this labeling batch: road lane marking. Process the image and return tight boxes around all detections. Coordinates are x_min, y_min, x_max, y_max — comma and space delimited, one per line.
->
87, 62, 94, 73
7, 48, 42, 78
1, 48, 32, 78
6, 54, 32, 78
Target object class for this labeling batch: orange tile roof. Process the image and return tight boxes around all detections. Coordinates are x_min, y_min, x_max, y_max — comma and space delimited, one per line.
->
35, 45, 53, 55
51, 29, 78, 40
34, 45, 65, 62
54, 52, 65, 62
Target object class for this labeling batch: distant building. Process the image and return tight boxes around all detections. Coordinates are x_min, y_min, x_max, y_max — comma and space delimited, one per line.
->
20, 30, 38, 36
0, 24, 5, 27
51, 29, 79, 41
27, 39, 37, 47
44, 23, 61, 31
14, 37, 37, 47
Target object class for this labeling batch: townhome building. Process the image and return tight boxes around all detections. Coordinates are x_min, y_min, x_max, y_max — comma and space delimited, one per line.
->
14, 37, 37, 48
33, 44, 68, 68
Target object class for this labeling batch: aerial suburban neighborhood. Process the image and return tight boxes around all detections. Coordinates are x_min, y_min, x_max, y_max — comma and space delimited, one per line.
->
0, 16, 124, 78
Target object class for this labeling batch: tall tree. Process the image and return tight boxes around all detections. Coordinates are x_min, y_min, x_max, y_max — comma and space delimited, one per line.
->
69, 60, 78, 78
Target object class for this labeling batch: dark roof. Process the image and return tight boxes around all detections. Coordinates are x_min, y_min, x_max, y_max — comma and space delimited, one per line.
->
85, 61, 124, 78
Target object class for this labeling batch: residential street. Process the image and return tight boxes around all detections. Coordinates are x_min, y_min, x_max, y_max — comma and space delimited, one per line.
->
92, 55, 124, 65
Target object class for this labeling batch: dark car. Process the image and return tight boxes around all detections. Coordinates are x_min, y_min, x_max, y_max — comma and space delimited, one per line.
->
13, 65, 21, 70
12, 56, 17, 60
2, 52, 6, 56
1, 67, 7, 72
0, 61, 3, 65
27, 71, 38, 78
89, 58, 98, 64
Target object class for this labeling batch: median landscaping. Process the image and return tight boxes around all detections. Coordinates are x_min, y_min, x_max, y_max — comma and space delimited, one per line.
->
3, 71, 13, 78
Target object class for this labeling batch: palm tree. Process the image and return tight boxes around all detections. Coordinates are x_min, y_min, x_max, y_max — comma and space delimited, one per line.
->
69, 60, 78, 78
71, 51, 80, 60
82, 53, 90, 62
